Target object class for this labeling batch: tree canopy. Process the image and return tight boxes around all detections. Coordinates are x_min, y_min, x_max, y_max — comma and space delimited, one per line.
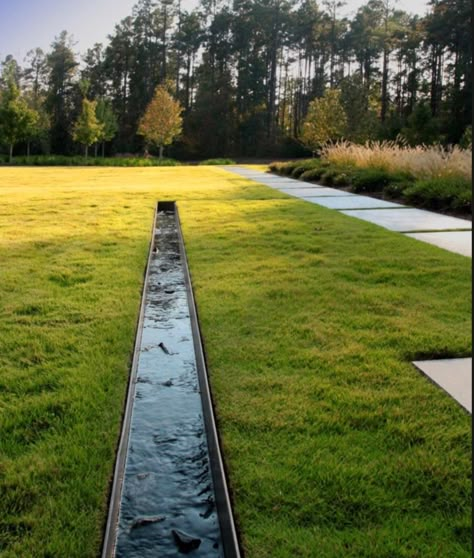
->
72, 98, 103, 157
0, 76, 39, 161
0, 0, 471, 159
301, 88, 348, 151
138, 84, 183, 157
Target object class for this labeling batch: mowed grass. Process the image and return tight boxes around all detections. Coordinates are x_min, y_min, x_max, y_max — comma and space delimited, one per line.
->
0, 167, 471, 557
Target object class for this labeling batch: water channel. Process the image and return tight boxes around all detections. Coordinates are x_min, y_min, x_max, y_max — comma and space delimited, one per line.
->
103, 203, 240, 558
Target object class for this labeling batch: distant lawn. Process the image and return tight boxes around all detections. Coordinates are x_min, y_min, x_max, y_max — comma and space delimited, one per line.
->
0, 167, 471, 557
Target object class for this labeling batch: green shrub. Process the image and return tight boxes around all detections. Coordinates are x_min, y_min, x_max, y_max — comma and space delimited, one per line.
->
333, 173, 351, 186
290, 166, 304, 177
451, 191, 472, 212
269, 159, 318, 176
384, 181, 411, 199
292, 165, 312, 178
199, 158, 236, 165
300, 167, 325, 181
403, 177, 472, 213
280, 163, 298, 176
351, 169, 411, 193
268, 161, 287, 173
351, 169, 392, 192
288, 160, 318, 177
278, 163, 294, 175
320, 168, 342, 185
279, 161, 302, 175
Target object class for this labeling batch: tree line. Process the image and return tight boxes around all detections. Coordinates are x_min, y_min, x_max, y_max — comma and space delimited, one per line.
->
0, 0, 471, 159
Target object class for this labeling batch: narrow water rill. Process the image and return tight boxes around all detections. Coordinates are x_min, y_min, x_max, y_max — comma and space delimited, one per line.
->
102, 203, 240, 558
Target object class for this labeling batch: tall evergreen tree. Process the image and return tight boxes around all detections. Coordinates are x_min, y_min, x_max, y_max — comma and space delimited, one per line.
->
103, 17, 135, 149
46, 31, 78, 154
82, 44, 107, 99
23, 49, 48, 106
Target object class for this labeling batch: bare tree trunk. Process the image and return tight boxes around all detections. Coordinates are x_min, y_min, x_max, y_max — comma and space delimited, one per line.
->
9, 143, 13, 163
280, 60, 289, 130
27, 141, 31, 159
185, 55, 191, 111
267, 7, 280, 142
159, 145, 164, 159
430, 46, 443, 116
176, 0, 182, 96
85, 145, 89, 159
94, 143, 98, 158
190, 54, 195, 109
381, 47, 389, 122
102, 142, 106, 157
162, 2, 169, 81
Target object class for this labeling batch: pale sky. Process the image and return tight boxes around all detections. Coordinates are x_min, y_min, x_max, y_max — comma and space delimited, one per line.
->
0, 0, 431, 64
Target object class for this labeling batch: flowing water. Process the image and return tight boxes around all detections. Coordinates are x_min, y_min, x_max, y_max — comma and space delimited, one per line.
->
113, 208, 224, 557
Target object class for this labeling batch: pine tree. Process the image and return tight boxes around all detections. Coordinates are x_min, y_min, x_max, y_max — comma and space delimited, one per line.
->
46, 31, 78, 154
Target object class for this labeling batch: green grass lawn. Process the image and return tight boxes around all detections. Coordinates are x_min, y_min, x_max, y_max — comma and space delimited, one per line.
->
0, 167, 471, 557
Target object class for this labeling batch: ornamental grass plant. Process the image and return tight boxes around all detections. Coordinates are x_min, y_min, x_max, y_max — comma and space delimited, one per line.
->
322, 141, 472, 181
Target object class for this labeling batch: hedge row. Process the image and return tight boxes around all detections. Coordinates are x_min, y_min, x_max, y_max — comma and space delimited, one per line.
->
0, 155, 181, 166
0, 155, 236, 166
269, 159, 471, 214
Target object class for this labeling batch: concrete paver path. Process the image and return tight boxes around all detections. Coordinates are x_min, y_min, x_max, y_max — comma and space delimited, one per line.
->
224, 166, 472, 258
406, 231, 472, 258
413, 359, 472, 413
340, 207, 471, 233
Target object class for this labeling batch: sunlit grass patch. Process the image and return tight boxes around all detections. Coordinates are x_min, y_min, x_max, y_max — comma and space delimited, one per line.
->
0, 167, 471, 557
180, 199, 472, 557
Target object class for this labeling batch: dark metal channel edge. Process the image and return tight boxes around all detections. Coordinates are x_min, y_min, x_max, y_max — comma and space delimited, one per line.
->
175, 203, 243, 558
101, 204, 158, 558
101, 201, 242, 558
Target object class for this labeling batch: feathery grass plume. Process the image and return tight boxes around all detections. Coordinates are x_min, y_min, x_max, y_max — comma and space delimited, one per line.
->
322, 141, 472, 181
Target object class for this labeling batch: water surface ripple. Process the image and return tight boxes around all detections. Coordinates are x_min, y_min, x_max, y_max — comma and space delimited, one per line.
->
115, 210, 224, 557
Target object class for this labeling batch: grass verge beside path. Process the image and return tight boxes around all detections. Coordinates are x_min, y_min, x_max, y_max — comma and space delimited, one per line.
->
0, 167, 471, 557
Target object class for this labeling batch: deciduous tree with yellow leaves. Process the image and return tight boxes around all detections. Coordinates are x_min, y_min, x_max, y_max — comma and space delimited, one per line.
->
138, 85, 183, 159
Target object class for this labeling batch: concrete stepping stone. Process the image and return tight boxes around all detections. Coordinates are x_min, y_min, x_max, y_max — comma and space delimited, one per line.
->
281, 187, 355, 197
253, 179, 315, 186
413, 358, 472, 413
307, 195, 405, 210
340, 208, 472, 232
223, 167, 263, 176
274, 185, 324, 190
406, 231, 472, 257
236, 175, 306, 183
239, 175, 276, 179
